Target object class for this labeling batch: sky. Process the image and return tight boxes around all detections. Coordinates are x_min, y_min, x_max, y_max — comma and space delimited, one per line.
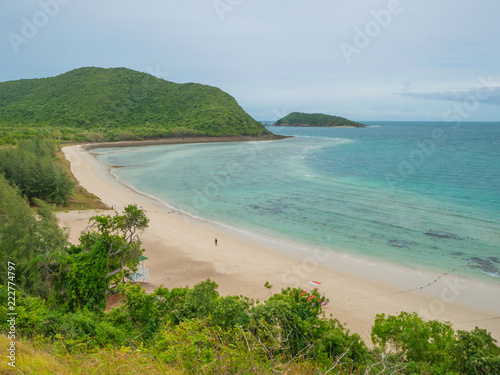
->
1, 0, 499, 122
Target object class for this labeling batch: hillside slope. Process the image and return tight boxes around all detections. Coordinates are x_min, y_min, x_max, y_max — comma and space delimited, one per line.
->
0, 67, 271, 142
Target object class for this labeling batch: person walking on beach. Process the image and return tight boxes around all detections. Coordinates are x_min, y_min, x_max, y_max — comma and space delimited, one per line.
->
214, 238, 218, 246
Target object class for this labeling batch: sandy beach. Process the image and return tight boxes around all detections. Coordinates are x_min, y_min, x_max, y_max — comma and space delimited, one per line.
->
59, 143, 500, 345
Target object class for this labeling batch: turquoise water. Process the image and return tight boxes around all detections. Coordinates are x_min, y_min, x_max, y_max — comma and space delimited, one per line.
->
93, 122, 500, 282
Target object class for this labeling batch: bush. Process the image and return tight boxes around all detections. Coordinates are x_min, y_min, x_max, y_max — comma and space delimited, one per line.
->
153, 320, 274, 374
178, 278, 219, 320
0, 285, 62, 338
212, 295, 251, 328
371, 312, 500, 374
454, 328, 500, 375
116, 282, 164, 337
251, 287, 368, 368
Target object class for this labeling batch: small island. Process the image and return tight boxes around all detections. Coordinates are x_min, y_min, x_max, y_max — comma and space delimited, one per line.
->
273, 112, 366, 128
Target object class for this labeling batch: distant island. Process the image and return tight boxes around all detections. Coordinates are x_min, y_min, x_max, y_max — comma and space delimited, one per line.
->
0, 67, 273, 144
273, 112, 366, 128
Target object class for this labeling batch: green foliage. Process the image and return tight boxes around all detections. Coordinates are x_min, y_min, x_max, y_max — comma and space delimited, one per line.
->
453, 328, 500, 375
153, 320, 275, 374
115, 282, 166, 337
179, 278, 220, 320
0, 285, 56, 337
0, 285, 130, 352
372, 311, 455, 364
0, 67, 272, 144
274, 112, 365, 127
0, 139, 74, 203
252, 287, 368, 368
372, 312, 500, 374
32, 199, 70, 259
2, 277, 499, 374
212, 295, 251, 328
0, 176, 68, 296
84, 204, 149, 283
52, 205, 149, 313
75, 280, 371, 372
52, 241, 109, 313
150, 282, 369, 373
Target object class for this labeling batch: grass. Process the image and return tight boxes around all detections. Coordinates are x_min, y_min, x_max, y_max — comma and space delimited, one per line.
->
0, 335, 182, 374
0, 335, 340, 374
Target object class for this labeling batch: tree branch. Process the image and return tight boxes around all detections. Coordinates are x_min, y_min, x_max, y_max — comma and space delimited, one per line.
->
106, 251, 127, 278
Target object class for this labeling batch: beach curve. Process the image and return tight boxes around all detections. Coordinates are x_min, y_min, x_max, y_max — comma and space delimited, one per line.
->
58, 143, 500, 344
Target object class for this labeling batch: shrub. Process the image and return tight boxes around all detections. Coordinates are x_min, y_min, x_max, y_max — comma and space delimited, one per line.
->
371, 312, 500, 374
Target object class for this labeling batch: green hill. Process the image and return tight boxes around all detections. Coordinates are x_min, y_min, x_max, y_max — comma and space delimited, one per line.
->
0, 67, 272, 143
274, 112, 365, 127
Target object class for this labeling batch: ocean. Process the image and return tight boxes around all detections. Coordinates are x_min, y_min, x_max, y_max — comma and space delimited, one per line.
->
92, 122, 500, 282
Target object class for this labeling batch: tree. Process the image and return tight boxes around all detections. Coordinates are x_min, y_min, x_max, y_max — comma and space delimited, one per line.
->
454, 328, 500, 374
52, 205, 149, 312
371, 312, 500, 374
0, 175, 68, 296
250, 287, 368, 368
372, 312, 455, 364
82, 204, 149, 280
0, 139, 74, 204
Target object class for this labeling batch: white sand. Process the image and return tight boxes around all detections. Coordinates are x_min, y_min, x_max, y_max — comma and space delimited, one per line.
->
58, 144, 500, 345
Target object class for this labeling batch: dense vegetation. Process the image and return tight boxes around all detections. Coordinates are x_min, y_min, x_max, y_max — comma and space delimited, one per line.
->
0, 175, 68, 297
274, 112, 366, 127
2, 272, 500, 373
0, 67, 272, 144
0, 139, 74, 204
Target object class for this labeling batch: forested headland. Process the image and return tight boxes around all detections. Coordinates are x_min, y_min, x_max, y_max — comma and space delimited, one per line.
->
0, 67, 272, 144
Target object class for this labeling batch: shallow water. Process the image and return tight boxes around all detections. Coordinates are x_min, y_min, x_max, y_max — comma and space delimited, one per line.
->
93, 122, 500, 282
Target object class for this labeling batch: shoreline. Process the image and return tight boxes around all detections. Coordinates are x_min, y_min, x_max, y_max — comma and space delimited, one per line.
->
268, 124, 366, 128
79, 134, 291, 150
59, 143, 500, 344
